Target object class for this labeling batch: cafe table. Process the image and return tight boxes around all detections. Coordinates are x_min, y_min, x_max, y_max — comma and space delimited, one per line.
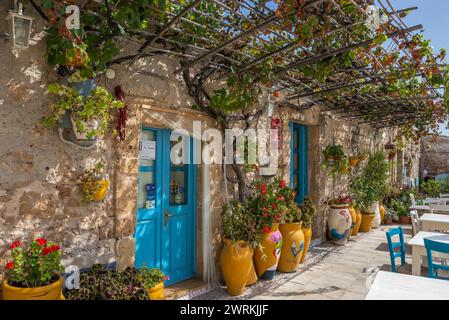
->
421, 213, 449, 232
408, 231, 449, 276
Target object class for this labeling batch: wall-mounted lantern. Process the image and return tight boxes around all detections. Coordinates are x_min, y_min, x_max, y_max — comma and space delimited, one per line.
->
384, 139, 397, 160
5, 1, 33, 49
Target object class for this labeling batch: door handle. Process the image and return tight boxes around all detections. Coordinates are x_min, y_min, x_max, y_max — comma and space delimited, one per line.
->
164, 209, 174, 226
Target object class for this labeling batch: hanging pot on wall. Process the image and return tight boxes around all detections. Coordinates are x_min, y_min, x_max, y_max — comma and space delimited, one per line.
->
254, 224, 282, 280
70, 112, 99, 141
327, 205, 352, 246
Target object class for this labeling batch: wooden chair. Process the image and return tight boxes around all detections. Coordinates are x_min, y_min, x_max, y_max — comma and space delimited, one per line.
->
410, 210, 420, 236
425, 198, 445, 205
424, 238, 449, 280
430, 204, 449, 215
440, 194, 449, 199
386, 227, 406, 273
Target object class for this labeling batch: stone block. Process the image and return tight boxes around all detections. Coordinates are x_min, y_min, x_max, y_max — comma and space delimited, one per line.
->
115, 237, 135, 271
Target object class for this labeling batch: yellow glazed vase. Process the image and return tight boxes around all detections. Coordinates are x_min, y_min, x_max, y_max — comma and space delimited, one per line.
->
351, 208, 362, 237
254, 224, 282, 280
278, 223, 304, 273
380, 205, 386, 224
247, 261, 258, 286
2, 275, 64, 300
220, 239, 254, 296
359, 213, 375, 233
148, 282, 165, 300
300, 227, 312, 264
348, 207, 357, 238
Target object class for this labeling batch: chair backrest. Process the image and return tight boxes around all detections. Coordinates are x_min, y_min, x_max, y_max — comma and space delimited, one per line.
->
424, 238, 449, 280
441, 194, 449, 199
386, 227, 406, 272
409, 193, 416, 206
410, 210, 420, 236
425, 198, 444, 205
430, 204, 449, 214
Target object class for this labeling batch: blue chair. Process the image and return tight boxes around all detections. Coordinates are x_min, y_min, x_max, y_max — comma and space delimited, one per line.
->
386, 227, 406, 272
424, 238, 449, 280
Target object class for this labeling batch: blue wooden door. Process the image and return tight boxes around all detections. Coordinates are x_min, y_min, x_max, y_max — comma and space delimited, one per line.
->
135, 128, 196, 285
290, 123, 309, 204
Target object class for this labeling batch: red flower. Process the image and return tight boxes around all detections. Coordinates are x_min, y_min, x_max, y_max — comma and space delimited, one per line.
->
262, 213, 268, 217
163, 275, 170, 281
50, 245, 60, 252
271, 203, 276, 209
10, 241, 22, 249
277, 195, 283, 201
36, 238, 47, 246
5, 261, 14, 270
42, 247, 52, 256
262, 226, 271, 234
279, 180, 286, 188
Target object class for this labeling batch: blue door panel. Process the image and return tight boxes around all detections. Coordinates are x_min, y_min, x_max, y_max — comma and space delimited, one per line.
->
290, 123, 309, 204
135, 219, 160, 269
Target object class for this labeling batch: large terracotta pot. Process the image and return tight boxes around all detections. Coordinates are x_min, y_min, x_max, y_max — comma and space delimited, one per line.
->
360, 213, 375, 233
148, 282, 165, 300
399, 216, 411, 225
254, 224, 282, 280
278, 223, 304, 273
348, 206, 357, 238
300, 227, 312, 264
370, 202, 381, 228
2, 275, 64, 300
328, 205, 352, 246
351, 208, 362, 237
220, 239, 254, 296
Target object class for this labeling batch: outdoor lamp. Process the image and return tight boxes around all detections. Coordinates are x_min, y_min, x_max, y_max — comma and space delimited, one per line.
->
384, 139, 397, 160
5, 1, 33, 49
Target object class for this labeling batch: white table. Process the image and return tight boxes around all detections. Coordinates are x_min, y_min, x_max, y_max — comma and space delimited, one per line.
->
408, 231, 449, 276
366, 271, 449, 300
421, 214, 449, 232
410, 205, 430, 212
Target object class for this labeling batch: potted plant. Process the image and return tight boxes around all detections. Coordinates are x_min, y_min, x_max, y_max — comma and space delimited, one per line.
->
43, 83, 124, 141
384, 211, 394, 225
321, 144, 351, 180
138, 267, 169, 300
327, 196, 352, 246
252, 180, 285, 281
2, 238, 64, 300
298, 197, 316, 264
220, 200, 259, 296
78, 162, 109, 202
349, 155, 359, 167
277, 180, 304, 273
390, 198, 411, 225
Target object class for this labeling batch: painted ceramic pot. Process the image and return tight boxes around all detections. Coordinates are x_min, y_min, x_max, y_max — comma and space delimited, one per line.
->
70, 112, 99, 141
370, 202, 381, 228
220, 239, 254, 296
351, 208, 362, 237
300, 227, 312, 264
328, 205, 352, 246
254, 224, 282, 280
148, 282, 165, 300
278, 223, 304, 273
360, 213, 375, 232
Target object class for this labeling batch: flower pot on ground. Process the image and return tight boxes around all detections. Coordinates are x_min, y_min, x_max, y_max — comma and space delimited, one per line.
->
385, 217, 393, 225
351, 207, 363, 237
298, 197, 316, 264
254, 224, 282, 280
370, 201, 382, 229
327, 196, 352, 246
380, 204, 386, 224
399, 215, 411, 225
348, 206, 357, 237
220, 201, 259, 296
2, 238, 64, 300
138, 267, 169, 300
359, 213, 375, 233
43, 83, 124, 141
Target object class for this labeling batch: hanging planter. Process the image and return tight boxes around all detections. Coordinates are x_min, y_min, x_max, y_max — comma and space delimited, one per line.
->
78, 162, 109, 203
321, 144, 351, 179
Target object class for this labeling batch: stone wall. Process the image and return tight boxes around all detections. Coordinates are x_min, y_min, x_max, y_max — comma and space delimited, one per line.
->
421, 136, 449, 178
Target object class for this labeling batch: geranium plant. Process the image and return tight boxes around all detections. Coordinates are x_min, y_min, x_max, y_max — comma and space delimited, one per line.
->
43, 83, 124, 139
328, 196, 353, 207
4, 238, 64, 288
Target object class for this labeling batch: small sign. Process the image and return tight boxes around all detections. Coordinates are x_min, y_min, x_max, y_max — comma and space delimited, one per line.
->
140, 140, 156, 160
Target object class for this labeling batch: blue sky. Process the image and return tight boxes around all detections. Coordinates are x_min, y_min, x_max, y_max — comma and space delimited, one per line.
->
390, 0, 449, 135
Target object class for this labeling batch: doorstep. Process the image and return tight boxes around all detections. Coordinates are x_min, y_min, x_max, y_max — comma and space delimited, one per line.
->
165, 278, 211, 300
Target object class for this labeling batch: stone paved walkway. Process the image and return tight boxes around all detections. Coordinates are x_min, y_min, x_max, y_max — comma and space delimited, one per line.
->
196, 225, 415, 300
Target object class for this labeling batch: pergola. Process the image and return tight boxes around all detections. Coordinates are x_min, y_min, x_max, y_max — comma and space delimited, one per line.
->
32, 0, 448, 130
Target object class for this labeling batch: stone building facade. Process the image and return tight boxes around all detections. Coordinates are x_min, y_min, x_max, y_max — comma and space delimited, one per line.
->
420, 135, 449, 179
0, 3, 420, 288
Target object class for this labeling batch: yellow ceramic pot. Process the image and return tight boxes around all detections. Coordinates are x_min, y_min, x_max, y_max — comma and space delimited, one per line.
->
83, 180, 110, 202
148, 282, 165, 300
300, 226, 312, 264
2, 275, 64, 300
359, 213, 375, 233
254, 224, 282, 280
348, 207, 357, 238
380, 205, 386, 224
278, 223, 304, 273
220, 239, 254, 296
351, 208, 362, 237
247, 261, 258, 286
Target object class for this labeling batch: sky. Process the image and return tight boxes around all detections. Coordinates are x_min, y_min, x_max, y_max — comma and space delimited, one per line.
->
390, 0, 449, 136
